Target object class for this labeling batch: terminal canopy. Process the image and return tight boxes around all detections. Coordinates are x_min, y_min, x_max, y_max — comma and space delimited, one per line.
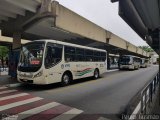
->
111, 0, 160, 53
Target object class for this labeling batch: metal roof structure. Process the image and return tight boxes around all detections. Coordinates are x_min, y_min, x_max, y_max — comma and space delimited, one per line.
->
0, 0, 149, 57
111, 0, 160, 53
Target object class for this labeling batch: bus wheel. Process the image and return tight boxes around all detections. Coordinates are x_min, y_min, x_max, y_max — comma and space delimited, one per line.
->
61, 73, 70, 86
94, 69, 99, 79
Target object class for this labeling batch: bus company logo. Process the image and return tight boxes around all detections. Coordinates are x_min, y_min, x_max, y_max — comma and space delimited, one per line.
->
61, 64, 70, 69
61, 64, 64, 69
65, 64, 70, 67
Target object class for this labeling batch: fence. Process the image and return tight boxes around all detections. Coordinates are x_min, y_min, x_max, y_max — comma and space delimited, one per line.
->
140, 72, 159, 114
128, 72, 159, 119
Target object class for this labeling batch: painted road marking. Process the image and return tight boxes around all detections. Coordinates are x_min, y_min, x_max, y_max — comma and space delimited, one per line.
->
0, 86, 7, 90
0, 91, 21, 98
0, 87, 110, 120
0, 93, 29, 101
0, 97, 43, 111
0, 94, 36, 106
51, 108, 83, 120
22, 104, 71, 120
18, 102, 60, 119
1, 99, 51, 115
0, 90, 17, 95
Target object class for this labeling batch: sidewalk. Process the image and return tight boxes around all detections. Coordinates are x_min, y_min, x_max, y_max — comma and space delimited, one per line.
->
152, 93, 160, 114
0, 75, 19, 86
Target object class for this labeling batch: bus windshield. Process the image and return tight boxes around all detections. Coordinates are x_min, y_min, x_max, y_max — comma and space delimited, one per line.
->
18, 41, 45, 72
119, 56, 130, 64
141, 59, 145, 64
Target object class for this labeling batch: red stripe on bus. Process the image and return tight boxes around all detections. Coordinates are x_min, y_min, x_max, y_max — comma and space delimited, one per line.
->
79, 68, 92, 72
24, 104, 72, 120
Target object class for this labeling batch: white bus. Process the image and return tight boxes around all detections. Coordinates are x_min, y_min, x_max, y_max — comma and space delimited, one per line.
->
17, 40, 107, 85
140, 58, 148, 68
119, 55, 141, 70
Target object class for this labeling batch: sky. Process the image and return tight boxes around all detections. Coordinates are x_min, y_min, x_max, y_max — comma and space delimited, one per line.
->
56, 0, 148, 46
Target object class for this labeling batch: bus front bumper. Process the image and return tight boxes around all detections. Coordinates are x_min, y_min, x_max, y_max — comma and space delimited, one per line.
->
17, 72, 47, 85
120, 65, 134, 69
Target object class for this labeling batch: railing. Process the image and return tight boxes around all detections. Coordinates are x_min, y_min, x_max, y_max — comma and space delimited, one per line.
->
127, 72, 160, 119
140, 72, 159, 114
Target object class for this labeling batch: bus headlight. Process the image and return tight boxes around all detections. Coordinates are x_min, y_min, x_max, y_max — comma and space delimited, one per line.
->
34, 70, 43, 78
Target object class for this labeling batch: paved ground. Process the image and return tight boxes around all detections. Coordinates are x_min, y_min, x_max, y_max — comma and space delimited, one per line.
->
0, 75, 19, 86
0, 86, 110, 120
152, 91, 160, 115
0, 66, 158, 120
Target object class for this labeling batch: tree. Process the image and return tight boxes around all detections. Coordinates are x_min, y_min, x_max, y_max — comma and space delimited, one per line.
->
139, 46, 154, 52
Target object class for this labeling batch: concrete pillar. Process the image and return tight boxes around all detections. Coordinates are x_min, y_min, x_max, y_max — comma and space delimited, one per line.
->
40, 0, 52, 13
106, 38, 110, 70
107, 51, 110, 70
126, 42, 129, 50
12, 32, 21, 49
136, 47, 138, 53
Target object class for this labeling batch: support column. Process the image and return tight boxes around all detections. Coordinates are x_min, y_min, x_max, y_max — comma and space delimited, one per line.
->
12, 32, 21, 49
126, 42, 129, 50
106, 38, 111, 70
106, 31, 112, 70
107, 50, 110, 70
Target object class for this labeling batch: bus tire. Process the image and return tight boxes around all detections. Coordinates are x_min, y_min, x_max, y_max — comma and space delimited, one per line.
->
61, 73, 71, 86
93, 69, 99, 79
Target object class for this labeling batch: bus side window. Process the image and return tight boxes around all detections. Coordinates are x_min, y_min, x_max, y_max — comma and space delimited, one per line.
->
93, 51, 101, 62
76, 48, 84, 61
65, 46, 76, 62
101, 52, 106, 61
45, 43, 62, 68
85, 50, 93, 61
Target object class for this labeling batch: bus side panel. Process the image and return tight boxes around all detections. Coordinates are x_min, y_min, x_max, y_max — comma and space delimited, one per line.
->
73, 61, 106, 79
72, 62, 93, 80
99, 62, 106, 75
44, 61, 64, 84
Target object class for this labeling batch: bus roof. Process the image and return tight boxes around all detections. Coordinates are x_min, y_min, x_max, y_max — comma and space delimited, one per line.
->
28, 39, 106, 52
